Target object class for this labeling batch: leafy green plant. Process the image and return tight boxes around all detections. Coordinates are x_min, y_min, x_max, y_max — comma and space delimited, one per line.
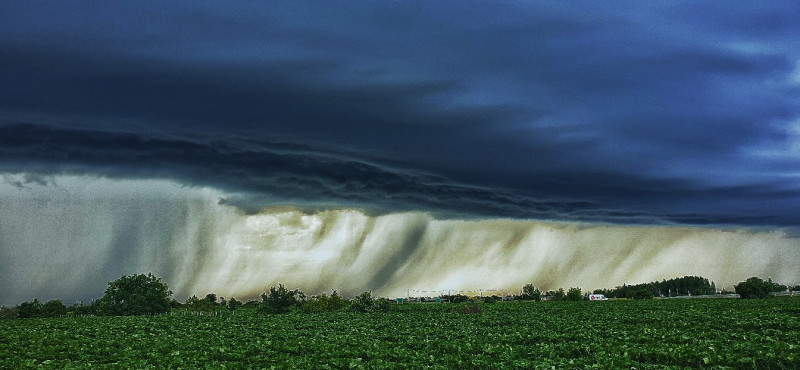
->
632, 288, 654, 300
350, 291, 375, 312
566, 287, 583, 301
735, 277, 775, 299
98, 273, 172, 316
302, 290, 348, 313
1, 299, 799, 368
16, 299, 43, 318
259, 284, 302, 314
41, 300, 67, 317
523, 284, 542, 301
227, 297, 242, 312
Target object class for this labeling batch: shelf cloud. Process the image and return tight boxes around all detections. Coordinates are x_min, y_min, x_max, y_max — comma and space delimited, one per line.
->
1, 2, 799, 303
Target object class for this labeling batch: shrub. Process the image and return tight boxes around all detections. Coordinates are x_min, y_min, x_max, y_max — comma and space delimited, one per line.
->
17, 299, 43, 318
302, 291, 347, 313
522, 284, 542, 301
549, 288, 566, 301
41, 299, 67, 317
351, 291, 375, 313
632, 288, 654, 300
0, 305, 18, 319
259, 284, 302, 314
566, 287, 583, 301
375, 298, 393, 312
227, 298, 242, 312
735, 277, 774, 299
98, 273, 172, 316
69, 301, 97, 316
185, 295, 217, 311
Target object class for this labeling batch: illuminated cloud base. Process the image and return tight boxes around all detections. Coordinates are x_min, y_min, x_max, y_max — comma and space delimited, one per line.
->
1, 175, 797, 305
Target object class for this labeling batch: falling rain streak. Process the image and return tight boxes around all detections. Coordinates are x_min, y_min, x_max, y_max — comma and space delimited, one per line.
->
1, 175, 798, 305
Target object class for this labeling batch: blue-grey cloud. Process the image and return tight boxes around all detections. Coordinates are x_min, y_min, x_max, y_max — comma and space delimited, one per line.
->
1, 1, 799, 226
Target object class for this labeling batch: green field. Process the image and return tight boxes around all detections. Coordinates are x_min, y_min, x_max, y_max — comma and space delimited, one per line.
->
1, 298, 798, 369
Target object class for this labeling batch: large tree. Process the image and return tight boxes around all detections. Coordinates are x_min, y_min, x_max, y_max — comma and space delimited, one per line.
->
735, 277, 778, 299
259, 284, 302, 314
99, 273, 172, 315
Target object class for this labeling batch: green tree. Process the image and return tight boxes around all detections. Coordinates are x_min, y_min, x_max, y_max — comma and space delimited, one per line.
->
0, 305, 18, 319
205, 293, 218, 305
41, 299, 67, 317
632, 288, 654, 300
522, 284, 542, 301
185, 295, 215, 311
735, 277, 774, 299
99, 273, 172, 315
566, 287, 583, 301
351, 291, 375, 312
375, 298, 393, 312
227, 297, 242, 313
259, 284, 302, 314
69, 301, 96, 316
17, 299, 43, 318
549, 288, 565, 301
302, 290, 347, 313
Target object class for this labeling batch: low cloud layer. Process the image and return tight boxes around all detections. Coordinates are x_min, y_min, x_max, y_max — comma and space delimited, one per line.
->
1, 176, 797, 306
1, 2, 799, 226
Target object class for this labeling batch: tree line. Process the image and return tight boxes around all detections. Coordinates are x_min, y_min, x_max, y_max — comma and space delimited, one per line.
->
516, 275, 797, 302
2, 273, 797, 319
591, 275, 718, 299
0, 273, 394, 319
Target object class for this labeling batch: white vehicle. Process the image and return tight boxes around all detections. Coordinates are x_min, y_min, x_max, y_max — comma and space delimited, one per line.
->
588, 294, 608, 301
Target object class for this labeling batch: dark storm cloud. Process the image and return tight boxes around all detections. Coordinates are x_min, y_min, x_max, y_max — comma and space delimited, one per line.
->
0, 123, 600, 221
1, 1, 799, 226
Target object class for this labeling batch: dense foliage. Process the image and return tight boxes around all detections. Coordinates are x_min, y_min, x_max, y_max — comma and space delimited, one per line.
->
735, 277, 786, 299
565, 287, 583, 301
259, 284, 303, 314
301, 291, 347, 313
15, 299, 67, 318
594, 275, 717, 298
350, 291, 392, 313
1, 299, 798, 369
521, 284, 542, 301
98, 273, 172, 316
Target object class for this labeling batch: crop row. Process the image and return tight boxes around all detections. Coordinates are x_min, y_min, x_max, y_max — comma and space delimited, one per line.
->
1, 298, 798, 369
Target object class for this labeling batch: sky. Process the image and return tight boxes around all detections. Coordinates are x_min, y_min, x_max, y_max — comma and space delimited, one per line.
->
1, 2, 799, 304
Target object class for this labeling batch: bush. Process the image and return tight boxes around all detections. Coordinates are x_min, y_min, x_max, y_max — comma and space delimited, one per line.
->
17, 299, 43, 318
69, 301, 97, 316
227, 298, 242, 312
632, 288, 654, 300
185, 295, 216, 311
566, 287, 583, 301
735, 277, 774, 299
0, 305, 18, 319
41, 300, 67, 317
548, 288, 566, 301
351, 291, 375, 313
259, 284, 302, 314
522, 284, 542, 301
98, 273, 173, 316
302, 291, 347, 313
375, 298, 393, 312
